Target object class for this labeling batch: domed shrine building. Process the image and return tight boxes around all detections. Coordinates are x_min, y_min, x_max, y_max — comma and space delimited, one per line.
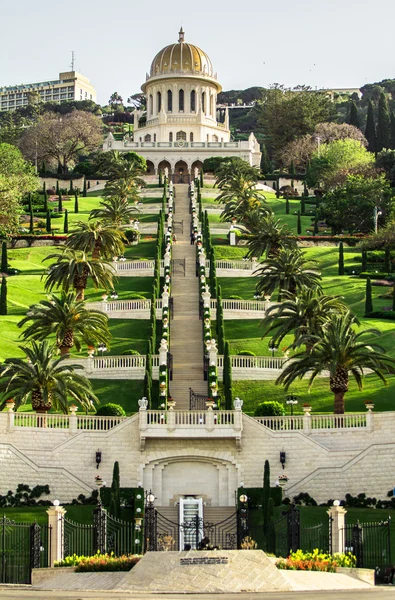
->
103, 29, 261, 180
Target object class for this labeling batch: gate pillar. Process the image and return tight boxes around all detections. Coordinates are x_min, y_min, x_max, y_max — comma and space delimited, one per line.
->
327, 501, 347, 554
47, 504, 67, 566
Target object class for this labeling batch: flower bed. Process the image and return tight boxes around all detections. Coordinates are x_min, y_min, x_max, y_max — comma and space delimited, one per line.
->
54, 552, 141, 572
276, 550, 356, 572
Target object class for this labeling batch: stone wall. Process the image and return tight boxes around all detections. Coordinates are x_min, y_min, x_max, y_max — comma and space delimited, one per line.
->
0, 411, 394, 505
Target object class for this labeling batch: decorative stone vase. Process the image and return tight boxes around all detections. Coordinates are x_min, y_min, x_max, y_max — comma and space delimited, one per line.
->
365, 402, 374, 411
69, 404, 78, 415
206, 399, 215, 410
87, 347, 95, 357
303, 405, 312, 414
5, 399, 15, 412
167, 400, 176, 410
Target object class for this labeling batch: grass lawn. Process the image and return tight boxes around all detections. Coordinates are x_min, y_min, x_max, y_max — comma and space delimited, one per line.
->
218, 277, 257, 299
124, 236, 158, 259
105, 319, 151, 355
90, 379, 144, 413
84, 277, 153, 302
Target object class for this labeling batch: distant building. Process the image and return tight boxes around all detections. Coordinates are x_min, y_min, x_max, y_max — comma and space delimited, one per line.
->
318, 87, 362, 101
0, 71, 97, 112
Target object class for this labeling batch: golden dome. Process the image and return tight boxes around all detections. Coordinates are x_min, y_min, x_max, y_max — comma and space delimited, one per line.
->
149, 28, 215, 79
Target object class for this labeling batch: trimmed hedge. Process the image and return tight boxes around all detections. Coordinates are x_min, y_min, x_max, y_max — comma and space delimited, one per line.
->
95, 403, 126, 417
238, 487, 282, 508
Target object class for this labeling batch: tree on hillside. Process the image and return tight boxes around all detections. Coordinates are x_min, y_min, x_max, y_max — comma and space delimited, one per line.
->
377, 92, 391, 152
66, 221, 126, 260
243, 212, 296, 258
376, 149, 395, 186
348, 100, 360, 129
108, 92, 124, 112
365, 101, 377, 153
0, 144, 38, 237
20, 111, 102, 176
256, 85, 334, 160
90, 196, 139, 228
276, 312, 395, 414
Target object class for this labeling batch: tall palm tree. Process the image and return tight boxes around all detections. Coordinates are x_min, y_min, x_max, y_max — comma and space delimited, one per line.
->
89, 197, 139, 228
261, 289, 349, 350
0, 341, 98, 413
244, 213, 296, 258
215, 158, 265, 223
255, 248, 321, 300
66, 221, 126, 260
220, 190, 268, 224
276, 312, 395, 414
43, 250, 115, 301
18, 292, 111, 356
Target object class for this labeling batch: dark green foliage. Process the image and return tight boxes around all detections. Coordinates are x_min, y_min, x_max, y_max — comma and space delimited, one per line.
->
144, 353, 152, 408
29, 209, 34, 234
254, 401, 284, 417
83, 178, 87, 197
385, 247, 391, 272
364, 277, 373, 316
301, 197, 305, 214
223, 341, 233, 410
56, 180, 59, 195
159, 170, 163, 186
46, 210, 51, 233
58, 193, 63, 213
27, 193, 32, 212
275, 178, 280, 198
260, 143, 271, 175
348, 100, 360, 129
297, 210, 302, 235
43, 181, 46, 194
238, 487, 282, 508
338, 241, 345, 276
209, 249, 217, 297
0, 276, 7, 315
69, 180, 74, 194
43, 191, 48, 212
365, 101, 377, 153
393, 286, 395, 312
95, 403, 126, 416
361, 248, 367, 272
1, 242, 7, 273
0, 483, 51, 507
391, 113, 395, 150
200, 169, 204, 187
377, 92, 391, 152
110, 461, 121, 518
74, 192, 79, 213
262, 460, 272, 537
285, 198, 289, 214
63, 209, 68, 234
313, 216, 319, 235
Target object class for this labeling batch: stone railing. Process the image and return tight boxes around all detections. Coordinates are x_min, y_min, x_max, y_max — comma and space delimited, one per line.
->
252, 412, 369, 434
210, 299, 271, 319
9, 412, 128, 432
203, 260, 261, 278
62, 355, 160, 379
139, 409, 242, 449
86, 299, 163, 319
112, 259, 166, 277
216, 355, 286, 380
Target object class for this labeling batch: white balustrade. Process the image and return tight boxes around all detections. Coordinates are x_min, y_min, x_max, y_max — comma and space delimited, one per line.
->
253, 416, 304, 431
76, 415, 127, 430
253, 413, 367, 431
105, 300, 151, 312
113, 260, 155, 271
13, 413, 70, 429
93, 356, 146, 369
210, 299, 272, 312
216, 355, 286, 370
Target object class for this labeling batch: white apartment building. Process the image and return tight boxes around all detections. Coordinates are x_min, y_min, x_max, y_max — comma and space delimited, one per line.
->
0, 71, 97, 112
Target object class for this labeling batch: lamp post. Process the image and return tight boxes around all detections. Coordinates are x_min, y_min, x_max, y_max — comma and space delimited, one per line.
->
373, 206, 382, 234
98, 343, 107, 357
286, 394, 298, 416
145, 490, 156, 552
268, 343, 277, 358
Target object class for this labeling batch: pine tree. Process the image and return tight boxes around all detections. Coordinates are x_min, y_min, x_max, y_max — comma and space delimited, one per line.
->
46, 210, 51, 234
377, 92, 391, 152
56, 180, 59, 195
385, 247, 391, 273
338, 241, 345, 276
364, 277, 373, 316
0, 276, 7, 315
365, 101, 377, 153
260, 143, 271, 175
285, 198, 290, 215
348, 100, 360, 128
58, 193, 63, 213
262, 459, 272, 538
390, 113, 395, 150
297, 211, 302, 235
1, 241, 7, 274
43, 191, 48, 213
361, 248, 367, 272
110, 461, 121, 518
29, 209, 34, 234
69, 179, 74, 194
200, 170, 204, 188
63, 209, 69, 234
74, 192, 79, 213
83, 178, 87, 197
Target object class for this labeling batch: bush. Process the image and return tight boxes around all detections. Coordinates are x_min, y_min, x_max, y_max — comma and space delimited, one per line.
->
95, 403, 126, 417
55, 552, 141, 572
124, 229, 140, 243
237, 350, 256, 356
359, 272, 394, 281
254, 401, 285, 417
276, 550, 356, 572
122, 349, 140, 355
366, 310, 395, 320
292, 492, 317, 506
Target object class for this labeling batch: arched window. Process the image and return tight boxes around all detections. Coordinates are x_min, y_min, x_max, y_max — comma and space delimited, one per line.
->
169, 132, 173, 142
144, 134, 151, 142
179, 89, 184, 112
149, 95, 153, 116
209, 95, 213, 116
190, 132, 194, 142
167, 90, 172, 112
157, 91, 162, 113
190, 90, 196, 112
176, 131, 187, 141
201, 92, 206, 113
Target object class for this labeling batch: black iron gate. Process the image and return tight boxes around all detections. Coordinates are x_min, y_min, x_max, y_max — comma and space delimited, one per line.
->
189, 387, 209, 410
145, 509, 238, 552
341, 519, 391, 581
0, 517, 51, 584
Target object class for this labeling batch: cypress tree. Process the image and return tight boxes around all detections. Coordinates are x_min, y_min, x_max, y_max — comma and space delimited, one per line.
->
216, 285, 222, 335
46, 210, 51, 233
74, 192, 79, 213
1, 241, 7, 274
27, 193, 32, 213
58, 193, 63, 213
303, 181, 309, 197
361, 248, 367, 272
313, 215, 319, 236
223, 341, 233, 410
110, 461, 121, 518
69, 179, 74, 194
377, 92, 391, 152
0, 276, 7, 316
29, 209, 34, 234
275, 178, 280, 199
150, 291, 156, 349
200, 170, 204, 188
144, 353, 152, 408
365, 101, 377, 153
390, 112, 395, 150
159, 170, 163, 187
364, 277, 373, 316
301, 197, 305, 214
285, 197, 290, 215
43, 190, 48, 212
392, 284, 395, 312
338, 241, 345, 276
348, 100, 360, 128
385, 247, 391, 273
83, 178, 87, 197
262, 460, 272, 538
63, 209, 69, 234
218, 321, 225, 355
56, 180, 59, 195
43, 181, 46, 194
297, 211, 302, 235
260, 143, 271, 175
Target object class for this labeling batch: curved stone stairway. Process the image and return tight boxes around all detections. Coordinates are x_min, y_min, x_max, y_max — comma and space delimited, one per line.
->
168, 184, 207, 409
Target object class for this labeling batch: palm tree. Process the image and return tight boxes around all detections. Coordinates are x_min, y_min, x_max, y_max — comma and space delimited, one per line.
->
220, 190, 268, 225
0, 341, 98, 413
104, 178, 141, 204
276, 312, 395, 414
215, 158, 265, 223
66, 221, 126, 260
18, 292, 111, 356
43, 250, 115, 301
261, 289, 349, 350
255, 248, 321, 300
89, 197, 139, 228
244, 213, 296, 258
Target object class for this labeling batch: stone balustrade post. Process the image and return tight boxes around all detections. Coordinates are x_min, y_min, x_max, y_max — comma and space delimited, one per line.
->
138, 397, 148, 432
366, 406, 374, 433
303, 412, 311, 435
208, 339, 218, 366
202, 287, 211, 308
233, 398, 243, 432
86, 355, 94, 374
69, 412, 77, 435
206, 407, 214, 432
47, 505, 67, 566
167, 407, 175, 431
162, 290, 169, 309
198, 251, 206, 268
159, 339, 168, 366
327, 503, 347, 554
7, 405, 15, 433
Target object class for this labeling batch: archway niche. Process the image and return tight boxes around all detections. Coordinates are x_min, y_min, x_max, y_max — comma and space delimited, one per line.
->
191, 160, 203, 180
145, 159, 155, 175
158, 160, 172, 179
174, 160, 189, 183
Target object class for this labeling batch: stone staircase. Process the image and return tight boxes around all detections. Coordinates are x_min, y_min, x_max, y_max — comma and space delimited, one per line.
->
169, 184, 208, 409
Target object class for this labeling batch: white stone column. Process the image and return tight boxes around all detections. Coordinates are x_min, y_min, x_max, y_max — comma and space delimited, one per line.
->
69, 411, 77, 435
202, 287, 211, 308
327, 502, 347, 554
159, 339, 168, 365
206, 406, 214, 432
47, 505, 67, 566
208, 338, 218, 366
86, 355, 94, 374
138, 397, 148, 433
167, 405, 175, 432
303, 411, 311, 435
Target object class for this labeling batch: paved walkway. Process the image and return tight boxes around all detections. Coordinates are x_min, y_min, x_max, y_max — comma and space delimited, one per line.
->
169, 184, 207, 409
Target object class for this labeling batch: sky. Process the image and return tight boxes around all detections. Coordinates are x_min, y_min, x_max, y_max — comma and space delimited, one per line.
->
2, 0, 395, 105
